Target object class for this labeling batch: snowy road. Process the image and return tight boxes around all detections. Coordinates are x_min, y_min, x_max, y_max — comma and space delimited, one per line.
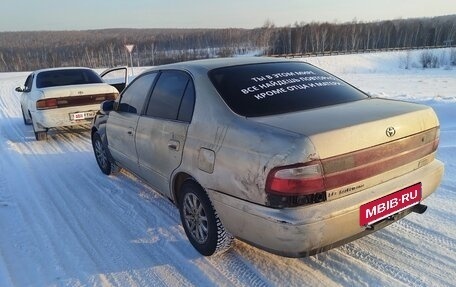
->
0, 52, 455, 286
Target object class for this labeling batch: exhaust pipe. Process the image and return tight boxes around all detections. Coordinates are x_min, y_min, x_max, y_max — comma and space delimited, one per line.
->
412, 203, 427, 214
365, 203, 428, 231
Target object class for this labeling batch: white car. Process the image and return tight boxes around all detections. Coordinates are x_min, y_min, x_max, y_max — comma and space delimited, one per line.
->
16, 67, 127, 140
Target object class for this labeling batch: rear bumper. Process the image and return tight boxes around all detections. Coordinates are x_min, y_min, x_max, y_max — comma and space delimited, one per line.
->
31, 105, 99, 129
208, 159, 444, 257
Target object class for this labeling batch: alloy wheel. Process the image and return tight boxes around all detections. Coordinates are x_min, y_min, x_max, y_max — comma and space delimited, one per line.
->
183, 192, 208, 244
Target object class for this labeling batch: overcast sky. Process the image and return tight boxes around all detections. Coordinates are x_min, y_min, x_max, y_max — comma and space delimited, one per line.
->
1, 0, 455, 31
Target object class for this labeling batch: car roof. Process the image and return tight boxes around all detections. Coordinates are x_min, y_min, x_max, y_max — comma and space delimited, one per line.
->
33, 67, 94, 74
144, 57, 296, 73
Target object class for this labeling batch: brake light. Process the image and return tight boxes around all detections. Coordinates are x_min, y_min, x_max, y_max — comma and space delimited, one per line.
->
266, 161, 326, 196
36, 98, 58, 109
35, 93, 117, 110
95, 95, 107, 101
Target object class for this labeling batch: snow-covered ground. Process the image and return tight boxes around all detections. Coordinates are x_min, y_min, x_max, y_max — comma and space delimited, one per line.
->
0, 49, 455, 287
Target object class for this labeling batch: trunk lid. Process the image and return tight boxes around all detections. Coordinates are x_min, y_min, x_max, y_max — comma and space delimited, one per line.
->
40, 83, 116, 99
251, 98, 439, 159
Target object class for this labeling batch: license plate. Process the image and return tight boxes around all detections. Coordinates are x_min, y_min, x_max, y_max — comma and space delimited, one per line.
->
360, 183, 422, 226
70, 111, 95, 121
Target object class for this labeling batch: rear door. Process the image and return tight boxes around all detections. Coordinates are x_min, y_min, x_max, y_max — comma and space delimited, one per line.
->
106, 72, 158, 172
135, 70, 195, 197
100, 67, 128, 93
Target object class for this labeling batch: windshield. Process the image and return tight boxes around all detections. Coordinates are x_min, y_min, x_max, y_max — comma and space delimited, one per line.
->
36, 69, 103, 88
208, 62, 368, 117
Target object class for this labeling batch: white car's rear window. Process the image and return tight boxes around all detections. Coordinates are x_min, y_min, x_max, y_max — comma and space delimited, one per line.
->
36, 69, 103, 88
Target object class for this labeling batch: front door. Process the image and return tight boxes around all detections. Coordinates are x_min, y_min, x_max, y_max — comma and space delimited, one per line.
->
106, 72, 158, 173
100, 66, 128, 93
106, 111, 139, 172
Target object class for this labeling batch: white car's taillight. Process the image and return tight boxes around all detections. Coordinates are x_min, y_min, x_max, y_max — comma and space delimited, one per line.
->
35, 93, 117, 110
36, 98, 59, 109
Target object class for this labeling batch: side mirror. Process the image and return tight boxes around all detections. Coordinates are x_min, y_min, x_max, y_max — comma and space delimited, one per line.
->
15, 87, 24, 92
100, 100, 115, 115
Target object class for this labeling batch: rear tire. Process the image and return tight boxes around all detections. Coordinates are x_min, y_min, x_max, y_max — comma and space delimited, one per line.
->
31, 116, 47, 141
178, 180, 233, 256
92, 132, 119, 175
21, 107, 32, 125
34, 131, 47, 141
32, 123, 47, 141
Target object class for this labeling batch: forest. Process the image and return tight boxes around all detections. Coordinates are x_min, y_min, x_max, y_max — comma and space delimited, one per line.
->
0, 15, 455, 72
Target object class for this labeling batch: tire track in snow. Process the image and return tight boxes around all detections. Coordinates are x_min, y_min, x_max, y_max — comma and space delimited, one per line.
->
343, 216, 455, 286
305, 249, 396, 287
0, 133, 57, 285
35, 144, 140, 278
0, 149, 11, 207
205, 250, 270, 287
233, 241, 344, 287
338, 242, 426, 286
394, 219, 456, 252
363, 228, 456, 286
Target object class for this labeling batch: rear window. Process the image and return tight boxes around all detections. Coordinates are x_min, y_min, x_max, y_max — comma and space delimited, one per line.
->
208, 62, 368, 117
36, 69, 103, 88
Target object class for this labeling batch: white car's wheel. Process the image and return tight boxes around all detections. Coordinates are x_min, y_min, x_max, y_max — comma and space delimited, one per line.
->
31, 116, 47, 141
21, 107, 32, 125
33, 128, 47, 141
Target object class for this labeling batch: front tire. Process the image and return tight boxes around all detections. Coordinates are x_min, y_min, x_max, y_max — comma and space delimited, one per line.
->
92, 132, 119, 175
178, 181, 233, 256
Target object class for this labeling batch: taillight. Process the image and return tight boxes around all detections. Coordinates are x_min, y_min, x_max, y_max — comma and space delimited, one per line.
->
95, 95, 108, 101
266, 161, 326, 196
35, 93, 117, 110
266, 161, 327, 208
36, 98, 58, 109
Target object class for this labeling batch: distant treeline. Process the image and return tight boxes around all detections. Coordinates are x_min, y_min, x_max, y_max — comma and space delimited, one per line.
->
0, 15, 455, 72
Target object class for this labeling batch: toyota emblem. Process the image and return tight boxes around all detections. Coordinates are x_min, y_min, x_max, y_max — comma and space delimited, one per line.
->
386, 127, 396, 137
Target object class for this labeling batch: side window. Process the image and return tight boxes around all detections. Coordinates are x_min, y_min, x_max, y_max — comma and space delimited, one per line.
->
118, 72, 157, 114
145, 71, 190, 120
177, 80, 195, 122
24, 74, 33, 92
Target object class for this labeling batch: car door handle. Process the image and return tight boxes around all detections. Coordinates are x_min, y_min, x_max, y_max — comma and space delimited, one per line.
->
168, 139, 180, 151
